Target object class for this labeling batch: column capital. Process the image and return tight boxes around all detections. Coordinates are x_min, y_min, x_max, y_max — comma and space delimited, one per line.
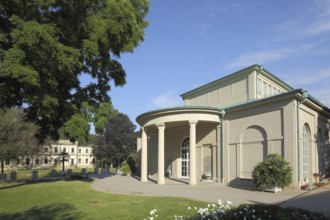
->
189, 120, 198, 125
156, 123, 165, 128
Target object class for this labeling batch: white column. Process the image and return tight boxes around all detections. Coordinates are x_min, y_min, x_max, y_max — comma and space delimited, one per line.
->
216, 125, 221, 182
141, 127, 148, 182
189, 120, 198, 185
157, 123, 165, 184
136, 136, 142, 173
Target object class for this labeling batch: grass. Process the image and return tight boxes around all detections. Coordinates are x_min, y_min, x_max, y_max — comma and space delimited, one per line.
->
0, 180, 207, 220
1, 175, 329, 219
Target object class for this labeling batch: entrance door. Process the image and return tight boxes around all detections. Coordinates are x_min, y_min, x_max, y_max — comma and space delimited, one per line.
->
181, 137, 190, 178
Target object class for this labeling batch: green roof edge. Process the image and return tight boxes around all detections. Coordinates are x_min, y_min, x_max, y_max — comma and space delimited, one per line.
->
136, 106, 221, 122
137, 89, 330, 126
221, 89, 330, 113
180, 64, 294, 98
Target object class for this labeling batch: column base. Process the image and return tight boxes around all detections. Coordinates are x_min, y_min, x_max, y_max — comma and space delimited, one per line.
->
189, 180, 197, 185
157, 179, 165, 185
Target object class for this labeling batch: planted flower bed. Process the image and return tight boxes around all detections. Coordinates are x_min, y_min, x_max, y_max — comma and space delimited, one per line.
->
301, 179, 329, 190
145, 199, 330, 220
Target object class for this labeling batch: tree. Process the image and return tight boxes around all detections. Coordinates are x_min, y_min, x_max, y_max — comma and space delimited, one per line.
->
20, 135, 41, 167
0, 0, 150, 140
94, 102, 118, 134
63, 101, 117, 145
94, 113, 136, 168
63, 114, 90, 145
63, 102, 93, 145
0, 108, 39, 173
56, 151, 70, 172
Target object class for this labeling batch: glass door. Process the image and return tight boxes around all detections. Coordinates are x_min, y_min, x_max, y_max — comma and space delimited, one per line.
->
181, 137, 190, 178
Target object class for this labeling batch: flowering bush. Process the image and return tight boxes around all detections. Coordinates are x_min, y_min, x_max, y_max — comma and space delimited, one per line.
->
145, 199, 329, 219
144, 209, 158, 220
174, 199, 232, 220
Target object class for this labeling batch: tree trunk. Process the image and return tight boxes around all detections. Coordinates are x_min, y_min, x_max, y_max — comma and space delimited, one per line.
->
1, 160, 4, 174
62, 156, 65, 171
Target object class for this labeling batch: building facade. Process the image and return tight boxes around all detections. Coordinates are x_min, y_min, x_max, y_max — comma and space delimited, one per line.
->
136, 64, 330, 189
19, 139, 94, 168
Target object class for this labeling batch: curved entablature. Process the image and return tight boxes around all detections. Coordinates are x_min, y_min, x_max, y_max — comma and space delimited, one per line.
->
136, 106, 222, 128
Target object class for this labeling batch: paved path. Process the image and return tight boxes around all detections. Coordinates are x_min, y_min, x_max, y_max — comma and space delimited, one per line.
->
280, 184, 330, 214
90, 173, 330, 215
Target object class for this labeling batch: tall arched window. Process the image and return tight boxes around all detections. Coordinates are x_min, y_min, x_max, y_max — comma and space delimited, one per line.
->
180, 137, 190, 178
302, 124, 310, 182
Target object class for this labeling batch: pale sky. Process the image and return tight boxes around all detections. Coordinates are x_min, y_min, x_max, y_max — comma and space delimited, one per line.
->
94, 0, 330, 129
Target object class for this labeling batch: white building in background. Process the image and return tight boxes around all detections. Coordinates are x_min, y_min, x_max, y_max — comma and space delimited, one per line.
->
20, 139, 95, 168
48, 139, 95, 168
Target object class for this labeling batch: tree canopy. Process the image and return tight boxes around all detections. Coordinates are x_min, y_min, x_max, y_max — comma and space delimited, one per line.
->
94, 112, 136, 167
63, 101, 117, 145
0, 0, 149, 140
93, 102, 118, 134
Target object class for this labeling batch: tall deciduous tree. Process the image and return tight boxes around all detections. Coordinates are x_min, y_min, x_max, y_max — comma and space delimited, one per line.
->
0, 108, 39, 173
0, 0, 149, 140
94, 102, 118, 134
94, 113, 136, 167
63, 101, 117, 145
63, 102, 93, 145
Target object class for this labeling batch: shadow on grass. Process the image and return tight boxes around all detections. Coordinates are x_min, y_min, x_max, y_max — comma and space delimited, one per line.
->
0, 177, 94, 190
0, 182, 29, 190
0, 203, 81, 220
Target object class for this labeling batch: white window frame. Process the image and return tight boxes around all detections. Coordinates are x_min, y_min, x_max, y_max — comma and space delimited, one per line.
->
257, 78, 262, 96
263, 82, 267, 97
268, 84, 272, 97
302, 124, 310, 182
180, 137, 190, 178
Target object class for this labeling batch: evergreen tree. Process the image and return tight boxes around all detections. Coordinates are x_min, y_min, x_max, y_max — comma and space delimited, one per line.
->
94, 113, 136, 167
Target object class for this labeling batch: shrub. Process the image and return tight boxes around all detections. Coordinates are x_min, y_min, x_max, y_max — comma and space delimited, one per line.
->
126, 152, 138, 175
120, 160, 131, 175
252, 154, 292, 190
70, 174, 85, 180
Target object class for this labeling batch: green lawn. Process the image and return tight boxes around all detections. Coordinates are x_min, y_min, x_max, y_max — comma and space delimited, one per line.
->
0, 180, 207, 220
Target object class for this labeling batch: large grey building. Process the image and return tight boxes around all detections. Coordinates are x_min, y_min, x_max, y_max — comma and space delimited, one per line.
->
136, 64, 330, 189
